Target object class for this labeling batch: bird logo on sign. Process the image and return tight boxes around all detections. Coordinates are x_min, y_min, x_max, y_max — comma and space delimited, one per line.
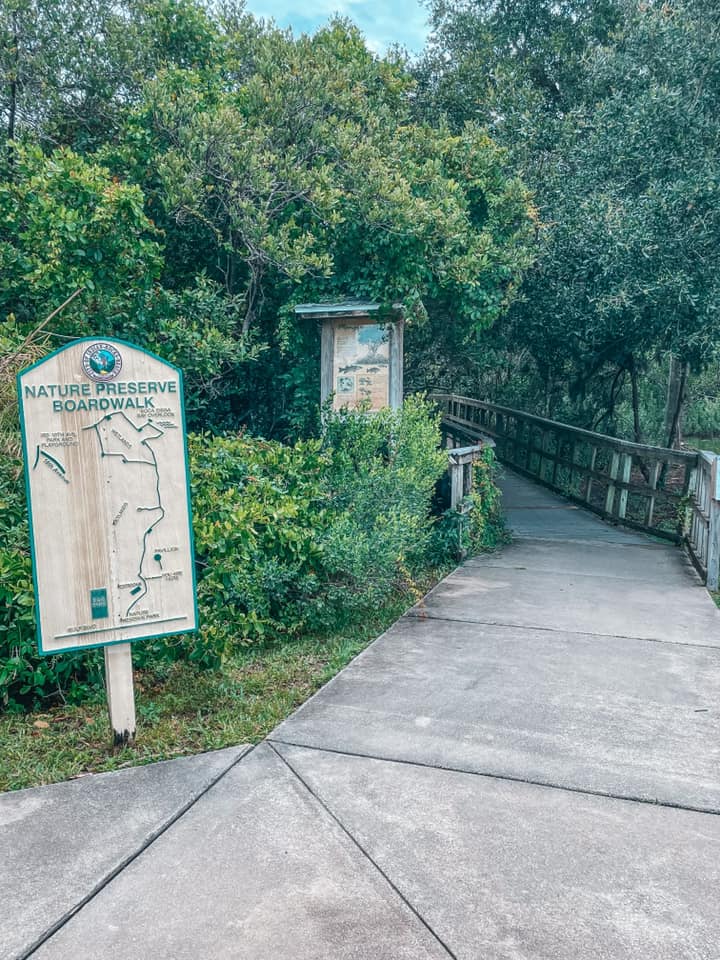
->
82, 342, 122, 382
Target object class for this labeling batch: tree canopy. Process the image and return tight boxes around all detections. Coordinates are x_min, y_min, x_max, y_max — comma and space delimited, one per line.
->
419, 0, 720, 441
1, 0, 534, 436
2, 0, 717, 443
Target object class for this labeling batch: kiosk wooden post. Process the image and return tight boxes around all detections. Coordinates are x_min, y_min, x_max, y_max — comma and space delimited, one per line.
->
17, 338, 197, 747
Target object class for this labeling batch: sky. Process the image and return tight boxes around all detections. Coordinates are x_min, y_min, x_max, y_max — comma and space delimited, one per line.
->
243, 0, 430, 54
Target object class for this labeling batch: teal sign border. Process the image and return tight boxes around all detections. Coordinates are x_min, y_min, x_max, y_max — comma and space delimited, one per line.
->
17, 337, 199, 656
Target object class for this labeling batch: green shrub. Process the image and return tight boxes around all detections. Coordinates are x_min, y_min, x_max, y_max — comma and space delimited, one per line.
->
319, 396, 449, 614
188, 396, 451, 661
188, 433, 330, 662
0, 397, 506, 711
467, 450, 507, 549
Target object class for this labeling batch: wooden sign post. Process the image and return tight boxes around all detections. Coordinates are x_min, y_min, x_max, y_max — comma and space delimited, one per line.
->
17, 338, 197, 746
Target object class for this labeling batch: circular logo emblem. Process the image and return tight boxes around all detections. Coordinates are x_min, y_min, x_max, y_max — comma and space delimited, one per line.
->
82, 342, 122, 381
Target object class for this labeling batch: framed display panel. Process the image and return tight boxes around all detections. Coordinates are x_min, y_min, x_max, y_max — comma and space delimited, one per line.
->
329, 320, 393, 411
304, 310, 403, 414
17, 338, 198, 655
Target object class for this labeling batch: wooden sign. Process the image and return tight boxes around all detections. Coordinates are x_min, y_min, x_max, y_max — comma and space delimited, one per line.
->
332, 322, 391, 411
294, 301, 404, 411
17, 338, 197, 656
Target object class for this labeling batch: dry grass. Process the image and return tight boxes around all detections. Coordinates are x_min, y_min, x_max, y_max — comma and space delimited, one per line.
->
1, 289, 83, 460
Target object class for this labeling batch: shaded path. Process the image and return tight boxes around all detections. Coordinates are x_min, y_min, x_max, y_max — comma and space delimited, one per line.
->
4, 471, 720, 959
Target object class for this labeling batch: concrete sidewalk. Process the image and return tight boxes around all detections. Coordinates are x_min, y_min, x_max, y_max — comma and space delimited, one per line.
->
3, 471, 720, 959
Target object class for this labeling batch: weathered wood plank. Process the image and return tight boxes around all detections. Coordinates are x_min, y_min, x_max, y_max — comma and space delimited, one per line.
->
434, 394, 697, 462
434, 393, 712, 569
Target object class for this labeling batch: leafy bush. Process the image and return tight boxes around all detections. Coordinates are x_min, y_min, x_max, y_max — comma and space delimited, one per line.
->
188, 396, 451, 662
188, 433, 329, 662
429, 449, 507, 563
467, 450, 507, 549
0, 397, 505, 711
319, 397, 449, 611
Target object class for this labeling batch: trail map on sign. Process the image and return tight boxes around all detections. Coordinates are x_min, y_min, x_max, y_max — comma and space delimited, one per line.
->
18, 340, 197, 655
84, 413, 167, 617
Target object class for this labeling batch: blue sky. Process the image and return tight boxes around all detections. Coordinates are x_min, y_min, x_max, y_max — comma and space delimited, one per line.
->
243, 0, 430, 54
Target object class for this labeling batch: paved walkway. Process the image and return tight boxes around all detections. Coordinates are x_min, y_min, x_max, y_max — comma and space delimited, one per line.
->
3, 471, 720, 959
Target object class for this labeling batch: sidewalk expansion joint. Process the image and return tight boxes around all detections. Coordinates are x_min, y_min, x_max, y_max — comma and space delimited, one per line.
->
510, 535, 669, 548
459, 564, 698, 585
269, 739, 720, 819
267, 742, 459, 960
404, 611, 720, 652
512, 536, 676, 550
20, 745, 257, 960
460, 559, 702, 585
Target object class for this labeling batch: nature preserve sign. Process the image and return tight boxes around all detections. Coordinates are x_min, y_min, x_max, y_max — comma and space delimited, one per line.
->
18, 339, 197, 656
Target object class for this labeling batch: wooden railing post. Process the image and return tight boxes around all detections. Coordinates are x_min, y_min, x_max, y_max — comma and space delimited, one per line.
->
450, 456, 464, 510
646, 460, 661, 528
708, 457, 720, 592
539, 430, 548, 482
617, 453, 633, 521
586, 445, 598, 504
684, 461, 699, 543
605, 451, 620, 516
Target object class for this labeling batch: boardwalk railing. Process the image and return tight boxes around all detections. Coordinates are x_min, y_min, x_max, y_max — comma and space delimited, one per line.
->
432, 393, 720, 589
687, 452, 720, 590
447, 443, 492, 511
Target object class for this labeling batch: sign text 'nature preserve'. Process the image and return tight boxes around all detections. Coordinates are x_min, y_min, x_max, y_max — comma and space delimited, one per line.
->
18, 338, 197, 656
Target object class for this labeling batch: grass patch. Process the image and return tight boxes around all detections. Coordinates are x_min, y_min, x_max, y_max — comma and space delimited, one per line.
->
0, 589, 432, 792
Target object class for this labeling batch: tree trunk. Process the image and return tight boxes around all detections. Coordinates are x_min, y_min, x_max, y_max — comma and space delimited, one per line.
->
664, 356, 689, 449
629, 359, 642, 444
7, 13, 19, 168
629, 359, 650, 480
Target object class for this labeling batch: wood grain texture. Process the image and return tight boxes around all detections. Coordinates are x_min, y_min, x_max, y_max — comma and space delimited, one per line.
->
388, 318, 404, 410
18, 340, 197, 654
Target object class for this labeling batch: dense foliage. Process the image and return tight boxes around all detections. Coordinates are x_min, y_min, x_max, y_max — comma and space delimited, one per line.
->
0, 399, 503, 711
417, 0, 720, 445
3, 0, 717, 445
1, 0, 533, 437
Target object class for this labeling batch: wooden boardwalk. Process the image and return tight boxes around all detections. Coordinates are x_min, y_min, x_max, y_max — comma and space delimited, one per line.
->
5, 470, 720, 959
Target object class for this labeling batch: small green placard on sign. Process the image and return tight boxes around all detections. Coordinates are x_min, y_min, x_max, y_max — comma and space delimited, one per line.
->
91, 589, 109, 620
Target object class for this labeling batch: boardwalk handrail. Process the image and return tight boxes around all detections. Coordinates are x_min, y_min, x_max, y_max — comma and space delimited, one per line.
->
432, 393, 720, 589
446, 441, 494, 512
687, 451, 720, 589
